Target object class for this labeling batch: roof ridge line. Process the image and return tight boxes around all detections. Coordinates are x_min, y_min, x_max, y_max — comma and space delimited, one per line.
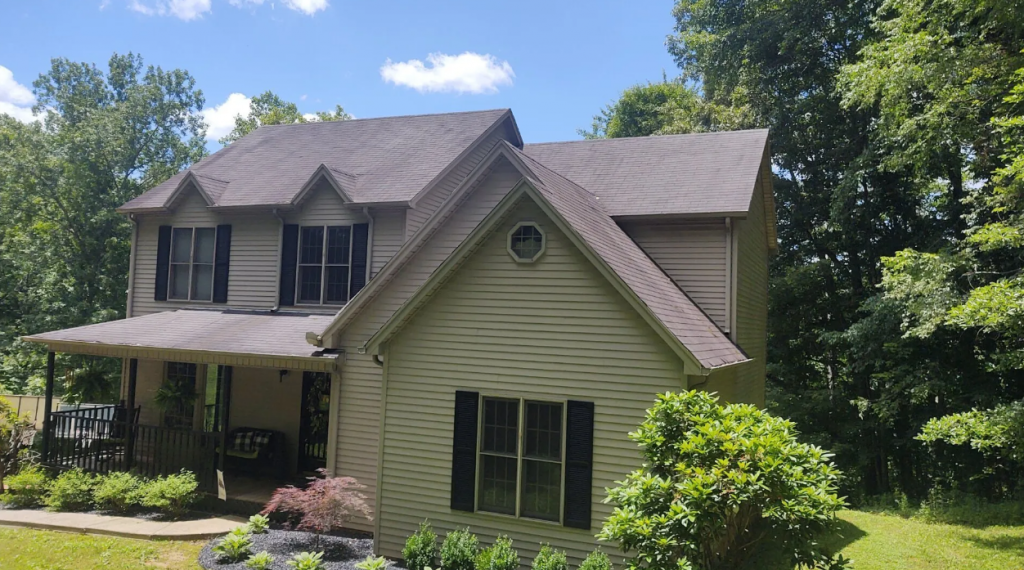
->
524, 128, 770, 147
259, 108, 511, 128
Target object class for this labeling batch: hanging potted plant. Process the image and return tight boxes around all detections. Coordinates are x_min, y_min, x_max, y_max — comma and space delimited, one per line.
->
154, 377, 197, 429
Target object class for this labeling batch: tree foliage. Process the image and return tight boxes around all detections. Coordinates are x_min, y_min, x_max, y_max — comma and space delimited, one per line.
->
593, 0, 1024, 501
0, 53, 207, 397
219, 90, 351, 145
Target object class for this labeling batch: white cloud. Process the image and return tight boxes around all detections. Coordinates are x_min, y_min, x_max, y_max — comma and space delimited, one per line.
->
302, 113, 317, 121
282, 0, 328, 15
202, 92, 251, 141
0, 65, 37, 123
129, 0, 211, 20
227, 0, 264, 6
380, 52, 514, 94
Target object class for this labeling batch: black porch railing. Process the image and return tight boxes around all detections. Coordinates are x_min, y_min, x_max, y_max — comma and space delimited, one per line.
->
44, 406, 219, 492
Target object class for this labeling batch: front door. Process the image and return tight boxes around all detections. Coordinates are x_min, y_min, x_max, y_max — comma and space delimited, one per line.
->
298, 371, 331, 472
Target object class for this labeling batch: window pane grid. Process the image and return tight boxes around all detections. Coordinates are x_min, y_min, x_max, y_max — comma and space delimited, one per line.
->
296, 225, 353, 306
477, 396, 563, 522
168, 227, 216, 301
510, 225, 544, 260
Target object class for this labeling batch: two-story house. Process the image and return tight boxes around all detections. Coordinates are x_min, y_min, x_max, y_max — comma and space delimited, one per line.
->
24, 109, 775, 562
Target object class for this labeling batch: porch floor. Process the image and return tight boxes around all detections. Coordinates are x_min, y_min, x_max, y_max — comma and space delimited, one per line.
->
224, 474, 280, 505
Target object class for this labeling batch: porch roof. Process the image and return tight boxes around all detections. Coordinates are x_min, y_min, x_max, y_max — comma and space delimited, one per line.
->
23, 310, 338, 369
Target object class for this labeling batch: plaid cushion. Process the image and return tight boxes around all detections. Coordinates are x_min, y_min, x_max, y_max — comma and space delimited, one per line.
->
250, 430, 272, 454
231, 429, 254, 452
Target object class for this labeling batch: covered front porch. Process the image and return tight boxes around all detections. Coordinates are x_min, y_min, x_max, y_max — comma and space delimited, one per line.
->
23, 310, 340, 504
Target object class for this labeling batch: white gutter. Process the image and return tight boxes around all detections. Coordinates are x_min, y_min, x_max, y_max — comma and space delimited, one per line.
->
125, 213, 139, 318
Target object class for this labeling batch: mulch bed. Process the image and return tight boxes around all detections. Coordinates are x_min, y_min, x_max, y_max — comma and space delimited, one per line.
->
198, 528, 404, 570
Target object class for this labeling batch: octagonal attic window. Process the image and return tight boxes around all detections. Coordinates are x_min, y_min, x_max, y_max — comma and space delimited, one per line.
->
507, 222, 545, 263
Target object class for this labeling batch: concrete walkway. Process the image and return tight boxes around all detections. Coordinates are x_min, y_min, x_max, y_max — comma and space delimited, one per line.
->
0, 509, 246, 540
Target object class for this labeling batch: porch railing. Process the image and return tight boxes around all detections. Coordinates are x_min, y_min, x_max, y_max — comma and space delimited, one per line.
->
44, 407, 218, 492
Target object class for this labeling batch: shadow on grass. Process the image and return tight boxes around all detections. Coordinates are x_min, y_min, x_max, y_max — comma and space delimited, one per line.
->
962, 533, 1024, 557
737, 518, 867, 570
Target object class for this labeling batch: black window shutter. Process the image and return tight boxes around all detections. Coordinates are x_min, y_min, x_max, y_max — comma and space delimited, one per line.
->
563, 400, 595, 529
450, 390, 479, 512
279, 224, 299, 306
350, 223, 369, 298
154, 225, 172, 301
212, 224, 232, 304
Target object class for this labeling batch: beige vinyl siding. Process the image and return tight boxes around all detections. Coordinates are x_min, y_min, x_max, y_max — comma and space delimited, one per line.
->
370, 209, 406, 277
132, 190, 280, 316
732, 175, 769, 407
405, 128, 510, 239
620, 220, 729, 330
132, 182, 407, 317
330, 157, 527, 525
377, 198, 685, 566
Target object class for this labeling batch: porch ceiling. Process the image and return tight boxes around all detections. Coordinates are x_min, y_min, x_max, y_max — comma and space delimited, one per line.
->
23, 309, 338, 371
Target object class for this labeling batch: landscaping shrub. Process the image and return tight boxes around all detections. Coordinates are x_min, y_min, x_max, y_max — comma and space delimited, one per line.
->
440, 528, 478, 570
531, 545, 567, 570
0, 397, 35, 495
213, 531, 253, 563
0, 464, 49, 508
577, 550, 611, 570
43, 468, 96, 511
598, 391, 846, 570
138, 470, 199, 518
403, 521, 438, 570
92, 471, 143, 513
262, 469, 372, 549
287, 551, 325, 570
247, 513, 271, 534
482, 536, 517, 570
355, 555, 392, 570
245, 551, 275, 570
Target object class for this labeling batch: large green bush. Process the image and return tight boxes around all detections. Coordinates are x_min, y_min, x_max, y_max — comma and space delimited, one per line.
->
0, 465, 49, 508
598, 391, 845, 570
138, 470, 199, 518
93, 471, 143, 513
43, 468, 97, 511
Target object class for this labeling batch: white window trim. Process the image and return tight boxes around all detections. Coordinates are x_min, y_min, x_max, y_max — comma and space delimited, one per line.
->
506, 221, 546, 263
474, 393, 567, 524
295, 225, 355, 307
167, 226, 217, 302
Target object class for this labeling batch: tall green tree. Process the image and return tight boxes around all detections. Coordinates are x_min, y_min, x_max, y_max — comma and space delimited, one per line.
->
0, 53, 206, 397
219, 90, 351, 145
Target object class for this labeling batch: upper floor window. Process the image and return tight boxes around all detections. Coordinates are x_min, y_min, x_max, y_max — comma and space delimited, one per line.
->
170, 227, 216, 301
297, 225, 352, 305
507, 222, 546, 263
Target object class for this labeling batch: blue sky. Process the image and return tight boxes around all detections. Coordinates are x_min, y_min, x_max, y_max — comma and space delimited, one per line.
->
0, 0, 680, 148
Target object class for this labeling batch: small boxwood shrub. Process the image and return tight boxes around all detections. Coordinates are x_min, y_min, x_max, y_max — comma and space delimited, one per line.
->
440, 528, 478, 570
598, 391, 846, 570
0, 465, 49, 508
403, 521, 438, 570
93, 471, 143, 513
531, 545, 567, 570
578, 550, 611, 570
139, 470, 198, 518
482, 536, 517, 570
44, 468, 96, 512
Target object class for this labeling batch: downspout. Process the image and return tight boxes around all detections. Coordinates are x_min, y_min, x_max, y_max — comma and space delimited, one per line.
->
271, 208, 285, 312
125, 213, 139, 319
362, 207, 374, 283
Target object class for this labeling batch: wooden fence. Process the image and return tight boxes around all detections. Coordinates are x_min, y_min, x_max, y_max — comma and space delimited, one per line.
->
1, 394, 62, 429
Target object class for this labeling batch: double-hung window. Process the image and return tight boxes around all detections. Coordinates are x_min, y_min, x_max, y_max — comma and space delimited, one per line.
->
297, 226, 352, 305
477, 397, 564, 522
169, 227, 216, 301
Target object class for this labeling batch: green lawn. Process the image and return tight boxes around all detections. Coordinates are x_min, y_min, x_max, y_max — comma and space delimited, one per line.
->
0, 527, 203, 570
1, 509, 1023, 570
744, 509, 1024, 570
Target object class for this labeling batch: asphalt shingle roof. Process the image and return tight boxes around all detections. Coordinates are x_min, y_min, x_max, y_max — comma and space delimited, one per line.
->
120, 109, 511, 211
523, 129, 769, 217
508, 144, 748, 369
24, 310, 337, 360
